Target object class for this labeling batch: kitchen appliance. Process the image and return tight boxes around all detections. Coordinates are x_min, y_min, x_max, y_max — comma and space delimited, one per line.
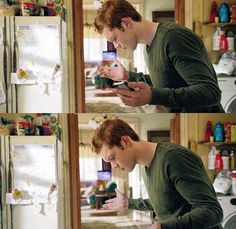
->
0, 16, 68, 113
0, 136, 66, 229
217, 196, 236, 229
218, 76, 236, 113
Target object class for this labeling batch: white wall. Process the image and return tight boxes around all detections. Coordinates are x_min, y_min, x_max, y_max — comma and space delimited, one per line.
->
144, 0, 175, 20
138, 113, 173, 140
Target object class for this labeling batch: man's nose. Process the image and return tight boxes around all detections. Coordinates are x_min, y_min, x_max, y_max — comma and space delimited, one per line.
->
111, 161, 118, 168
113, 42, 120, 49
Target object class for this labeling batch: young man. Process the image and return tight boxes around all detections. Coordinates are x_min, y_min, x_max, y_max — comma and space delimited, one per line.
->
94, 0, 224, 113
92, 119, 223, 229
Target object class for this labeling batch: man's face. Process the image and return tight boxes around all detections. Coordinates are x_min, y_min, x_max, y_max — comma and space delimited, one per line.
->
100, 142, 136, 172
102, 26, 138, 51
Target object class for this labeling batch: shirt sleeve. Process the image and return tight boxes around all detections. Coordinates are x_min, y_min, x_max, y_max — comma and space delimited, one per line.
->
128, 198, 154, 212
161, 150, 223, 229
150, 29, 221, 109
128, 72, 153, 86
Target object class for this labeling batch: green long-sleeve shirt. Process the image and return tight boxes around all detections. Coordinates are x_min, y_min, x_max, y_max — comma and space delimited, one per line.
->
128, 142, 223, 229
128, 22, 224, 113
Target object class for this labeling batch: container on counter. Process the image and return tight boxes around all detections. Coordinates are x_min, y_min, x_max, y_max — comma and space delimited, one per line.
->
215, 152, 223, 170
222, 149, 229, 170
213, 27, 221, 51
227, 31, 235, 51
208, 146, 217, 170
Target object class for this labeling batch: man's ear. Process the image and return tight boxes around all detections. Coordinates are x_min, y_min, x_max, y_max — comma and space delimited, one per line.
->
121, 136, 130, 148
121, 17, 132, 29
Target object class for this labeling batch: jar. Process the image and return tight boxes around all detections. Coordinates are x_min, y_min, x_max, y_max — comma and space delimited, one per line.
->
231, 171, 236, 195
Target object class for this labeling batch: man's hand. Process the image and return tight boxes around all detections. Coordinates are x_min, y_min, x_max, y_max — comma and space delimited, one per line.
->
99, 59, 128, 81
102, 189, 128, 210
114, 82, 152, 107
149, 221, 161, 229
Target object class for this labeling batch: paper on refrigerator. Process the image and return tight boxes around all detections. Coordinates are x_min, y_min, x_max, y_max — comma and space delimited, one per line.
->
0, 81, 6, 104
15, 24, 61, 84
10, 144, 57, 204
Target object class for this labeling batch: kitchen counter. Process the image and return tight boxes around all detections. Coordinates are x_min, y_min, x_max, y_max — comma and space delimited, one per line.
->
85, 86, 139, 113
81, 206, 152, 229
85, 86, 164, 113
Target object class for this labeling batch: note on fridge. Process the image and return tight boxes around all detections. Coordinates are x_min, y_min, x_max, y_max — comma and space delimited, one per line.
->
0, 81, 6, 104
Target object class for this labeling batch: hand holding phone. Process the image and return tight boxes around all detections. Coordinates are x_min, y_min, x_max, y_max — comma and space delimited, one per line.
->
112, 81, 135, 91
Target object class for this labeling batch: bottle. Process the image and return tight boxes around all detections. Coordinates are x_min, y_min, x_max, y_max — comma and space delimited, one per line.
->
219, 2, 230, 23
232, 171, 236, 195
208, 146, 217, 170
214, 122, 224, 142
227, 31, 235, 51
210, 1, 218, 23
229, 149, 235, 170
33, 113, 42, 136
221, 149, 229, 170
213, 27, 221, 51
205, 121, 212, 142
220, 32, 229, 51
214, 152, 223, 170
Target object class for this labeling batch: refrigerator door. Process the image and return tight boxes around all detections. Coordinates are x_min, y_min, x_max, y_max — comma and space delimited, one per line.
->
10, 16, 68, 113
0, 136, 9, 229
0, 16, 9, 113
4, 136, 63, 229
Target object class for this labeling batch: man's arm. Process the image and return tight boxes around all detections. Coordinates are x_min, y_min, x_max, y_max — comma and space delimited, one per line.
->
162, 150, 223, 229
150, 29, 221, 110
128, 198, 154, 212
128, 72, 153, 86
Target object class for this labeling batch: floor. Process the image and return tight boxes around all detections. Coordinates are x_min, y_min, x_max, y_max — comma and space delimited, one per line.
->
81, 206, 152, 229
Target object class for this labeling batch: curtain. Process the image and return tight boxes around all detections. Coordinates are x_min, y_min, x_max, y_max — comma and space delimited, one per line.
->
79, 144, 102, 181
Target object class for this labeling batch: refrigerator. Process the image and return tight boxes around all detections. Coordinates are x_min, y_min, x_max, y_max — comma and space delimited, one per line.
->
0, 16, 68, 113
0, 136, 65, 229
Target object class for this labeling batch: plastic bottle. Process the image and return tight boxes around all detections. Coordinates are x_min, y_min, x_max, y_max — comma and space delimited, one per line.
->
219, 2, 230, 23
210, 1, 218, 23
227, 31, 235, 51
33, 113, 42, 136
214, 122, 224, 142
213, 27, 221, 51
208, 146, 217, 170
230, 149, 235, 170
221, 149, 229, 170
214, 152, 223, 170
205, 121, 212, 142
220, 32, 229, 51
232, 171, 236, 195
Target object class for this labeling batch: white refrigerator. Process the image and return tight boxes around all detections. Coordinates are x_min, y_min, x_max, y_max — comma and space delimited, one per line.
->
0, 16, 68, 113
0, 136, 65, 229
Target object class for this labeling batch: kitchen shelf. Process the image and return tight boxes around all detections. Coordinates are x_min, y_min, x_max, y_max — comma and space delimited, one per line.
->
203, 22, 236, 27
198, 141, 236, 146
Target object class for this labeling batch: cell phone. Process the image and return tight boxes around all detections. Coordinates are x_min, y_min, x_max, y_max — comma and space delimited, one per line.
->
112, 81, 135, 91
